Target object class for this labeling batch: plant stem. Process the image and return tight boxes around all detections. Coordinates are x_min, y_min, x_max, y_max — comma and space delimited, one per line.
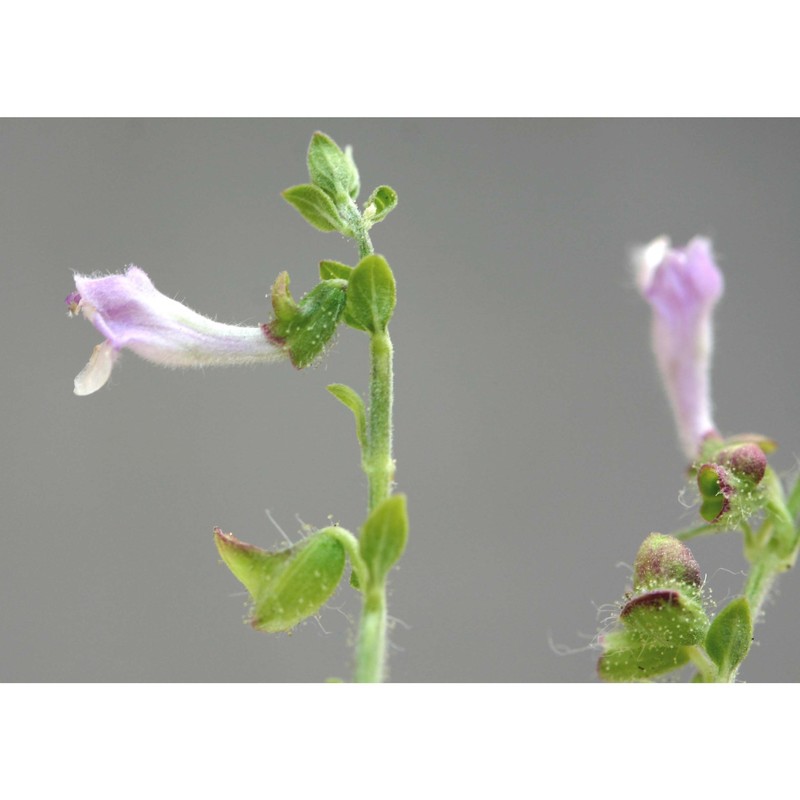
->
343, 197, 374, 260
353, 331, 394, 682
742, 473, 798, 628
355, 586, 387, 683
366, 329, 394, 512
344, 197, 395, 683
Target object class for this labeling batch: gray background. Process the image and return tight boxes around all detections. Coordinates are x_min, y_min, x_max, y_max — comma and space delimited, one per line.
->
2, 119, 799, 682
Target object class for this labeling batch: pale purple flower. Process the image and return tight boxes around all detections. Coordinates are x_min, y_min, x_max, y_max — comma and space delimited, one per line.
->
633, 236, 724, 459
67, 266, 287, 395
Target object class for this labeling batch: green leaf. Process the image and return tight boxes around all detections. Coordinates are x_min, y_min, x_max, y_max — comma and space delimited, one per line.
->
267, 280, 347, 368
345, 254, 397, 333
598, 629, 689, 682
359, 494, 408, 585
343, 145, 360, 200
307, 131, 358, 202
363, 185, 398, 225
327, 383, 367, 450
319, 260, 354, 281
214, 528, 345, 633
705, 597, 753, 679
282, 184, 346, 233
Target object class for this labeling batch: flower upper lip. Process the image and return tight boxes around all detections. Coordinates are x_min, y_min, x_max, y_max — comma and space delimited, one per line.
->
67, 265, 287, 395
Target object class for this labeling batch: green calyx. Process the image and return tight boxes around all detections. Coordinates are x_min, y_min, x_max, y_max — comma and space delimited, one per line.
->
214, 527, 346, 633
619, 588, 709, 647
695, 458, 765, 525
599, 535, 710, 681
694, 434, 773, 524
598, 630, 691, 682
266, 273, 347, 368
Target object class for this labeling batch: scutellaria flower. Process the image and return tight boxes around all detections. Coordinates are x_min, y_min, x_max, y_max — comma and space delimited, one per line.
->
633, 236, 724, 459
67, 266, 286, 395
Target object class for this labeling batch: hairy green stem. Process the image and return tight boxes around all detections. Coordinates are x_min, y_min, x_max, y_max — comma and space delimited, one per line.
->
354, 330, 394, 682
344, 199, 394, 682
343, 197, 374, 260
366, 330, 394, 512
355, 586, 388, 683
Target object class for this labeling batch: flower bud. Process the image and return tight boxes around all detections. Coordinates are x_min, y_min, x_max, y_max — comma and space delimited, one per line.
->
717, 442, 767, 484
633, 533, 702, 592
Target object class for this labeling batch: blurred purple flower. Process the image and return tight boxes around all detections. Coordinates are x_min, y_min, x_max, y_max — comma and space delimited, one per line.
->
67, 266, 286, 395
633, 236, 724, 459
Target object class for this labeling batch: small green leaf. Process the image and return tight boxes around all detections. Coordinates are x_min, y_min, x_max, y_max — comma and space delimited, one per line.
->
345, 254, 397, 333
327, 383, 367, 449
705, 597, 753, 679
359, 494, 408, 585
214, 528, 346, 632
282, 184, 346, 233
598, 629, 689, 682
343, 145, 360, 200
363, 185, 398, 225
319, 260, 354, 281
307, 132, 358, 202
267, 280, 347, 368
